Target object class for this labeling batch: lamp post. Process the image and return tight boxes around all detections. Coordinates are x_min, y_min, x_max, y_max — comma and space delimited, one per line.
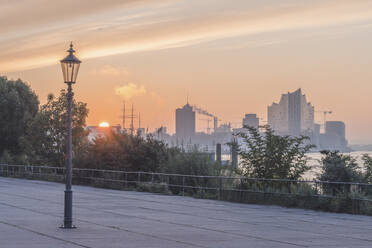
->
60, 42, 81, 229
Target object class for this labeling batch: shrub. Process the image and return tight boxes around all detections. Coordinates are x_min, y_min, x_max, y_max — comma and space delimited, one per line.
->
362, 154, 372, 183
235, 125, 314, 180
318, 151, 362, 183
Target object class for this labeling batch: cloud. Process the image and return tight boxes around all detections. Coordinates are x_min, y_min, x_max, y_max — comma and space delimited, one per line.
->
115, 83, 146, 100
1, 0, 372, 72
114, 83, 166, 108
0, 0, 168, 34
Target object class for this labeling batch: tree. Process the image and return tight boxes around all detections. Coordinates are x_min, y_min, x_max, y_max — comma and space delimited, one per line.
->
77, 132, 168, 172
0, 76, 39, 163
317, 150, 362, 196
362, 154, 372, 183
76, 131, 220, 176
317, 151, 362, 182
235, 125, 314, 180
28, 90, 89, 166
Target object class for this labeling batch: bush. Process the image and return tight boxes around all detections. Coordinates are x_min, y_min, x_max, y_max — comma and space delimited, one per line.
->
318, 151, 362, 183
317, 151, 363, 197
362, 154, 372, 183
76, 132, 168, 172
235, 125, 314, 180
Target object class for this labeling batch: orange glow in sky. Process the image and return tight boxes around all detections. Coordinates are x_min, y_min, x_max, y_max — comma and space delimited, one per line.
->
2, 0, 372, 144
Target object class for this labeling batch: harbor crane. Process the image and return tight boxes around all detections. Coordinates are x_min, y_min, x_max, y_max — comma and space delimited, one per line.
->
315, 110, 332, 132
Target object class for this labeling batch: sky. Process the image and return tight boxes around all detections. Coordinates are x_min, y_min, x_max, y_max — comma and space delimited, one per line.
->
1, 0, 372, 144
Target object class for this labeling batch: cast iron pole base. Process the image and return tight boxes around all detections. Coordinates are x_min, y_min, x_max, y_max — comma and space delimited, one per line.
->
60, 190, 76, 229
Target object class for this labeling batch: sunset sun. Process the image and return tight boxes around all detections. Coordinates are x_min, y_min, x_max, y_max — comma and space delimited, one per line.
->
99, 122, 110, 127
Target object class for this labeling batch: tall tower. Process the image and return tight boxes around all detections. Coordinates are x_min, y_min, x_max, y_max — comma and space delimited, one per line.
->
175, 103, 196, 139
288, 89, 302, 136
122, 101, 126, 130
268, 88, 314, 136
130, 104, 134, 135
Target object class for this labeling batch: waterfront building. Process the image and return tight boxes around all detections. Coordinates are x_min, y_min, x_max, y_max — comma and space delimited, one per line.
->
242, 114, 259, 128
268, 88, 314, 136
321, 121, 348, 151
176, 103, 196, 139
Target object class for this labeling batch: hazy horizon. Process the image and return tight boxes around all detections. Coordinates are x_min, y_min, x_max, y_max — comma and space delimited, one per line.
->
2, 0, 372, 144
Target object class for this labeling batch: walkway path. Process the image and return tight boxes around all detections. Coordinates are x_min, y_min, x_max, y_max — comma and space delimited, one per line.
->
0, 177, 372, 247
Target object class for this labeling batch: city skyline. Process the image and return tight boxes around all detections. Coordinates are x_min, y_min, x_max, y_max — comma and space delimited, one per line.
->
2, 0, 372, 144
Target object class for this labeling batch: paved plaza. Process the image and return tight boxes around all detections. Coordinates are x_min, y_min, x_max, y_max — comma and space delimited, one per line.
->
1, 177, 372, 247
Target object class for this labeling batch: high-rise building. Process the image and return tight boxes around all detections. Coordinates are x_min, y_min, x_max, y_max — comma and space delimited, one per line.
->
176, 103, 195, 139
242, 114, 259, 128
325, 121, 345, 139
268, 88, 314, 136
321, 121, 348, 151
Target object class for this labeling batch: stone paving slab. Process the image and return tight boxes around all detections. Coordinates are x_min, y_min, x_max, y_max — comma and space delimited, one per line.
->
0, 177, 372, 247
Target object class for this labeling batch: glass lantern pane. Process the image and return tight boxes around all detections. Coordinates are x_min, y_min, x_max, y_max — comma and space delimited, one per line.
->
61, 63, 67, 82
61, 61, 80, 83
68, 62, 72, 82
61, 63, 69, 83
72, 63, 80, 83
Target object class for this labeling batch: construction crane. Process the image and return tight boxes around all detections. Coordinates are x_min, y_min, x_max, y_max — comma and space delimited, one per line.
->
315, 110, 332, 132
193, 105, 223, 133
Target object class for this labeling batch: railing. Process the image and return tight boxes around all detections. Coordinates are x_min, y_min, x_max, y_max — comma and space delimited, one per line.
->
1, 164, 372, 214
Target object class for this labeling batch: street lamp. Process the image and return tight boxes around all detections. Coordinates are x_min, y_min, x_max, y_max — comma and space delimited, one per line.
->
60, 42, 81, 229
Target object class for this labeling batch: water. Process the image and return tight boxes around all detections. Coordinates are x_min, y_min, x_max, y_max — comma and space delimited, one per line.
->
304, 151, 372, 180
224, 151, 372, 180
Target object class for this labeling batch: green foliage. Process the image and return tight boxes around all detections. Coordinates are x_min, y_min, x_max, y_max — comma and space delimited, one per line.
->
137, 182, 170, 194
0, 76, 39, 163
161, 146, 220, 176
0, 150, 13, 164
317, 151, 363, 196
236, 125, 314, 180
362, 154, 372, 183
77, 131, 220, 177
76, 132, 168, 172
28, 90, 89, 166
318, 150, 362, 182
75, 133, 221, 197
161, 146, 221, 195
